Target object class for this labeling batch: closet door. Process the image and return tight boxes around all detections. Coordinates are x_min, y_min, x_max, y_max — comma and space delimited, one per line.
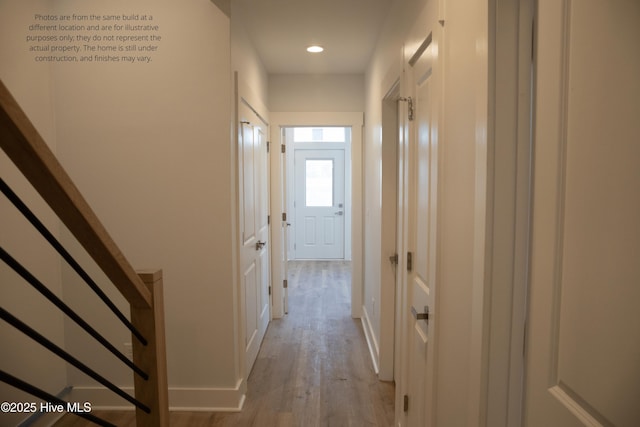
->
524, 1, 640, 426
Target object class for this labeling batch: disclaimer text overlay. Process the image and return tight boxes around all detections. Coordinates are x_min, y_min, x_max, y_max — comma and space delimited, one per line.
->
26, 13, 162, 64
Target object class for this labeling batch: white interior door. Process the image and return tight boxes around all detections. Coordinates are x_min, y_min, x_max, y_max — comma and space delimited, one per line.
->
239, 107, 271, 375
403, 29, 440, 427
293, 149, 345, 259
524, 1, 640, 426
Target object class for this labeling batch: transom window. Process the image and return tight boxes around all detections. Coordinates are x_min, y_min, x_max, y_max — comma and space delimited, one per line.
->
293, 127, 347, 143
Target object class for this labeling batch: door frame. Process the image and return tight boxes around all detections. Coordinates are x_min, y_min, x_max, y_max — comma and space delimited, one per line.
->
379, 74, 402, 382
270, 112, 364, 319
481, 0, 533, 425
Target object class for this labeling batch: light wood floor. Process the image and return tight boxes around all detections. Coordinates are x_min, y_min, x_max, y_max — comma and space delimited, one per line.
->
55, 260, 395, 426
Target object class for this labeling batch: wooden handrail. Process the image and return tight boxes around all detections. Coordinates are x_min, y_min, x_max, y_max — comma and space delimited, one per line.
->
0, 79, 151, 309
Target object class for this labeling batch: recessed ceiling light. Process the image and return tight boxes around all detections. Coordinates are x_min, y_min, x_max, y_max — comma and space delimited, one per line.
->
306, 45, 324, 53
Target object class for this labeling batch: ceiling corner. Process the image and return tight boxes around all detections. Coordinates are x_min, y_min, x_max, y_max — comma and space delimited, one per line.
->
211, 0, 231, 17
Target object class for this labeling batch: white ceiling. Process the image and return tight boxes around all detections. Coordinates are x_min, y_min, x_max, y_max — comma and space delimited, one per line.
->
232, 0, 393, 74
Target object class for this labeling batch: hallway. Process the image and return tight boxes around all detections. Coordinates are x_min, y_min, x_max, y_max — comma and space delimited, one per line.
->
55, 261, 394, 426
229, 260, 395, 425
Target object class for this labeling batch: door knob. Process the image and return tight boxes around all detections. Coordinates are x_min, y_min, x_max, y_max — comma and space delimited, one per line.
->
255, 240, 266, 250
411, 305, 429, 323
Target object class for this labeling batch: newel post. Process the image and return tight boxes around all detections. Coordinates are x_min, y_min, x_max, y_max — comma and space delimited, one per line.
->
131, 269, 169, 427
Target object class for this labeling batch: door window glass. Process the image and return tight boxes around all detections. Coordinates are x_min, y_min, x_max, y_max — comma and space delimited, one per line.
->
305, 159, 333, 206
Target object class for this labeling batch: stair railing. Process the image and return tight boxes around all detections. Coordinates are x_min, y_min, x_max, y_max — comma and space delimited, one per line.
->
0, 79, 168, 426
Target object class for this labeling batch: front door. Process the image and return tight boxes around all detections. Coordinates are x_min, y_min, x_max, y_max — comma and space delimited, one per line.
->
293, 149, 345, 259
524, 1, 640, 425
403, 21, 441, 427
238, 106, 271, 374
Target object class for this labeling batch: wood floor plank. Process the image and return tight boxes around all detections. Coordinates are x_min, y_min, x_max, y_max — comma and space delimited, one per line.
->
54, 261, 395, 426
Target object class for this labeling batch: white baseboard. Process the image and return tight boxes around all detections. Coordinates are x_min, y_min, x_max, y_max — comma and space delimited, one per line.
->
168, 382, 245, 412
360, 306, 380, 375
68, 378, 246, 412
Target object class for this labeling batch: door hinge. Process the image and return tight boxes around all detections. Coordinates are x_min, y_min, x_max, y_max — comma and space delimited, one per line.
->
398, 97, 414, 121
403, 394, 409, 412
283, 279, 288, 289
267, 141, 270, 153
267, 215, 270, 225
268, 286, 271, 296
389, 253, 399, 265
282, 212, 287, 221
407, 251, 413, 272
281, 144, 286, 154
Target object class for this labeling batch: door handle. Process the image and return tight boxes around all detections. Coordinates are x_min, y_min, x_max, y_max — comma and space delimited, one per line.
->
334, 211, 344, 216
411, 305, 429, 323
255, 240, 266, 250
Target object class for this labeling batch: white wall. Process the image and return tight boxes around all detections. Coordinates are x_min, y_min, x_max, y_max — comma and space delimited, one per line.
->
2, 0, 243, 413
269, 74, 364, 112
0, 2, 68, 425
53, 0, 238, 409
231, 2, 269, 108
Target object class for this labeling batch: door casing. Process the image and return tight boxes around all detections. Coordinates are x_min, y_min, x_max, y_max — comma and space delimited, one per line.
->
269, 112, 364, 319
